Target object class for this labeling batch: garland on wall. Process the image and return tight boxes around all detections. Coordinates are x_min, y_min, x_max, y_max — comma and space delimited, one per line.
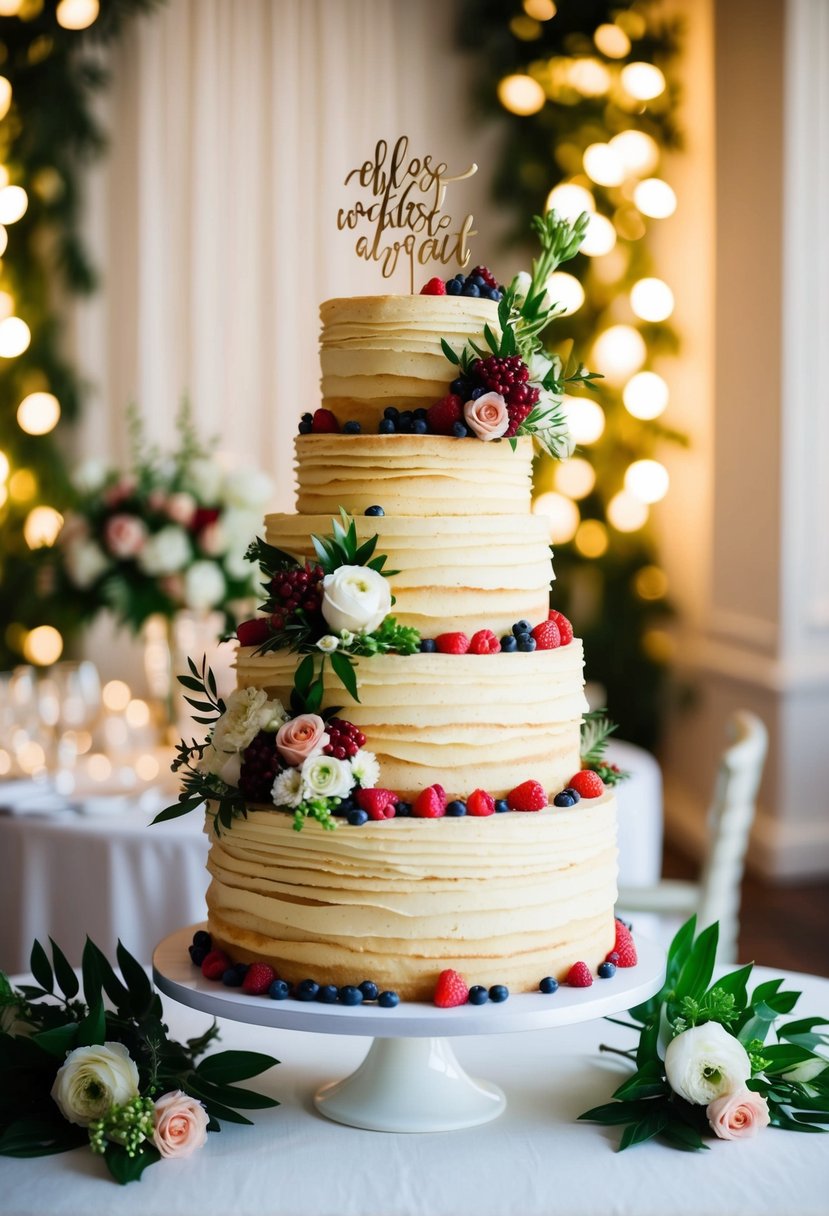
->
459, 0, 684, 748
0, 0, 159, 671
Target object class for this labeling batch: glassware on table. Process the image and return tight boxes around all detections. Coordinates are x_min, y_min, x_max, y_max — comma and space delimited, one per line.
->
37, 660, 102, 794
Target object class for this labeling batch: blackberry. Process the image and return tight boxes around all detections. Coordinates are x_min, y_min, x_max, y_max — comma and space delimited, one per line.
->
323, 717, 366, 760
239, 730, 281, 802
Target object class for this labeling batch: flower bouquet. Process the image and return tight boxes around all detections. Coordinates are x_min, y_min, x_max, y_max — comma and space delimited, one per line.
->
0, 937, 279, 1184
580, 916, 829, 1149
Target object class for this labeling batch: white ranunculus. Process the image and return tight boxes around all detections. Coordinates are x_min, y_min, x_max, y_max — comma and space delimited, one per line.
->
664, 1022, 752, 1106
350, 749, 379, 789
207, 687, 282, 762
222, 468, 273, 511
182, 457, 223, 504
72, 457, 109, 495
301, 753, 354, 800
527, 351, 553, 384
51, 1042, 140, 1127
138, 525, 192, 576
184, 561, 226, 611
272, 766, 305, 809
322, 565, 392, 635
64, 539, 109, 589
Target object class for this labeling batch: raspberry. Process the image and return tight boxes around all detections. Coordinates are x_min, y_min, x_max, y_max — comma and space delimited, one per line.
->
413, 785, 446, 818
433, 968, 469, 1008
568, 770, 605, 799
566, 961, 593, 988
467, 788, 496, 817
427, 394, 463, 435
613, 919, 638, 967
356, 788, 398, 820
435, 631, 470, 655
507, 779, 547, 812
469, 629, 501, 655
531, 619, 561, 650
548, 609, 574, 645
469, 265, 498, 290
243, 962, 277, 995
239, 731, 281, 803
236, 617, 271, 648
323, 716, 366, 758
201, 949, 231, 981
420, 277, 446, 295
311, 408, 339, 433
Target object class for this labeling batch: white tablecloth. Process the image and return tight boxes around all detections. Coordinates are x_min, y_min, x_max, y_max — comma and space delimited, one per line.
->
1, 965, 826, 1216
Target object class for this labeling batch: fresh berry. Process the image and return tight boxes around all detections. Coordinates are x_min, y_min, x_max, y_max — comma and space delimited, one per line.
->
193, 929, 212, 950
298, 418, 312, 434
268, 562, 325, 627
566, 961, 593, 988
420, 276, 447, 295
242, 962, 277, 995
613, 920, 638, 967
269, 979, 290, 1000
532, 618, 561, 650
343, 420, 361, 434
512, 619, 532, 637
598, 961, 617, 979
433, 968, 469, 1008
446, 799, 467, 816
507, 779, 547, 812
469, 629, 501, 655
499, 635, 517, 653
489, 984, 509, 1003
311, 408, 339, 434
494, 798, 509, 813
539, 976, 559, 994
517, 635, 537, 652
562, 786, 581, 802
467, 788, 496, 817
419, 638, 437, 652
395, 800, 412, 816
316, 984, 339, 1003
188, 944, 209, 966
379, 418, 396, 433
471, 355, 540, 435
357, 787, 398, 821
553, 791, 576, 808
413, 785, 446, 818
296, 979, 320, 1001
435, 631, 470, 655
606, 951, 620, 964
347, 808, 369, 826
548, 609, 574, 645
239, 730, 281, 803
452, 421, 470, 438
468, 985, 488, 1005
412, 418, 428, 434
338, 985, 363, 1006
222, 967, 244, 987
446, 278, 463, 296
378, 990, 399, 1008
426, 393, 463, 435
384, 406, 400, 421
359, 981, 379, 1001
323, 716, 366, 759
201, 949, 231, 981
364, 505, 384, 516
236, 617, 271, 648
568, 770, 605, 799
469, 265, 498, 291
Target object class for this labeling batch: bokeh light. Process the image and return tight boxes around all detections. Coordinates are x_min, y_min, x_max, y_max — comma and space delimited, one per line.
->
563, 396, 605, 445
555, 457, 596, 500
623, 371, 669, 420
545, 182, 594, 220
0, 317, 31, 357
17, 391, 61, 435
23, 506, 63, 549
574, 519, 608, 558
634, 565, 669, 600
0, 226, 7, 256
523, 0, 556, 18
591, 325, 647, 380
23, 625, 64, 666
580, 212, 616, 256
607, 490, 649, 532
621, 62, 666, 101
498, 74, 546, 116
56, 0, 99, 30
547, 271, 584, 315
532, 492, 580, 544
594, 23, 630, 59
634, 177, 677, 218
583, 143, 625, 187
609, 130, 659, 177
567, 58, 611, 97
135, 753, 161, 781
625, 459, 670, 503
103, 679, 132, 712
87, 752, 113, 782
0, 77, 11, 122
126, 698, 151, 728
631, 277, 674, 322
0, 185, 28, 224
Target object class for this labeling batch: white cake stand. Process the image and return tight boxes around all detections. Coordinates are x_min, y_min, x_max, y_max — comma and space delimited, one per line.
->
153, 924, 664, 1134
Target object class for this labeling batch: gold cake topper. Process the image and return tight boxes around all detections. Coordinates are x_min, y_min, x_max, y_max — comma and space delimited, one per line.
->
338, 136, 478, 293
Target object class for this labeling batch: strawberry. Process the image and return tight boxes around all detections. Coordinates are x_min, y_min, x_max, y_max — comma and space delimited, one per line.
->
413, 785, 446, 818
532, 618, 561, 650
420, 277, 446, 295
356, 787, 398, 820
548, 609, 574, 645
433, 968, 469, 1008
467, 788, 496, 817
469, 629, 501, 655
427, 393, 463, 435
201, 949, 231, 981
435, 631, 470, 655
242, 962, 277, 995
236, 617, 271, 648
613, 919, 638, 967
566, 961, 593, 988
568, 770, 605, 799
507, 779, 547, 812
311, 408, 339, 433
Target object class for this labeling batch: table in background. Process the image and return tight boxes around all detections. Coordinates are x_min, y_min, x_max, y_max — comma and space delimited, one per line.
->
1, 965, 825, 1216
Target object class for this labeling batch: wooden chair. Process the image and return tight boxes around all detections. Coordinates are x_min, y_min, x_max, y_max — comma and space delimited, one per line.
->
616, 710, 768, 964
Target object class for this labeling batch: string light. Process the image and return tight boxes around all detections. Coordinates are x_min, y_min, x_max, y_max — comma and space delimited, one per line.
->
23, 506, 63, 549
0, 77, 11, 122
17, 391, 61, 435
563, 396, 605, 445
594, 23, 630, 59
0, 317, 32, 358
625, 459, 670, 503
630, 277, 674, 322
555, 457, 595, 500
498, 74, 546, 116
523, 0, 556, 18
621, 62, 666, 101
574, 519, 608, 558
56, 0, 100, 31
591, 325, 647, 380
607, 490, 649, 532
23, 625, 63, 666
583, 143, 625, 187
634, 177, 677, 218
545, 182, 594, 219
580, 212, 616, 256
532, 492, 580, 544
0, 185, 28, 224
623, 371, 669, 420
547, 271, 584, 315
609, 130, 659, 177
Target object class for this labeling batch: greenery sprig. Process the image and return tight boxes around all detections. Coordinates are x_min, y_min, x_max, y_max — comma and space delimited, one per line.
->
580, 709, 630, 786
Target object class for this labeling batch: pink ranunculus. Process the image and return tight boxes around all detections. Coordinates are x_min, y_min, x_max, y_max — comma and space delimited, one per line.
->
152, 1090, 209, 1159
463, 391, 509, 441
166, 491, 198, 527
103, 513, 148, 559
276, 713, 329, 767
706, 1087, 770, 1140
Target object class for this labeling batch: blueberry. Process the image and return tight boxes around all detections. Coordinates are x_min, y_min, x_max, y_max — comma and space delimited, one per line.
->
471, 274, 486, 289
395, 801, 412, 817
338, 985, 363, 1006
446, 278, 462, 295
316, 983, 339, 1003
412, 418, 428, 434
359, 981, 379, 1001
518, 636, 537, 652
598, 962, 617, 979
364, 505, 385, 516
462, 282, 481, 297
296, 979, 319, 1001
378, 990, 399, 1008
453, 273, 466, 282
234, 963, 249, 979
189, 944, 208, 966
193, 929, 212, 950
222, 968, 243, 987
414, 407, 428, 421
343, 420, 361, 434
487, 288, 502, 301
450, 377, 466, 395
268, 979, 290, 1000
301, 412, 313, 423
399, 410, 413, 427
452, 421, 470, 438
468, 985, 488, 1005
298, 420, 312, 434
512, 620, 532, 637
500, 635, 517, 653
553, 792, 576, 808
562, 786, 581, 802
470, 386, 487, 400
384, 405, 400, 420
378, 418, 396, 434
419, 638, 437, 652
446, 799, 467, 816
539, 976, 559, 994
347, 808, 369, 826
495, 799, 509, 813
489, 984, 509, 1003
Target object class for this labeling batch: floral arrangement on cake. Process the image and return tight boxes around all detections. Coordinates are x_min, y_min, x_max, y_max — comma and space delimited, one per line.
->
52, 404, 272, 634
580, 916, 829, 1149
0, 937, 278, 1185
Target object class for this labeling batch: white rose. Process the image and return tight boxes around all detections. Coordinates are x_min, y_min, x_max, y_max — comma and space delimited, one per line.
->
184, 561, 225, 611
272, 766, 305, 808
350, 749, 380, 789
322, 565, 392, 635
138, 525, 192, 576
51, 1042, 140, 1127
301, 754, 354, 799
208, 687, 282, 759
664, 1022, 752, 1105
222, 468, 273, 511
64, 539, 108, 589
182, 457, 223, 503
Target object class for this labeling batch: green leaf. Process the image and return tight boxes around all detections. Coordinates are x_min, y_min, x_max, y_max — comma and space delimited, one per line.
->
295, 654, 315, 696
116, 940, 157, 1019
761, 1044, 818, 1075
612, 1062, 669, 1102
619, 1109, 669, 1151
76, 999, 105, 1048
636, 1018, 661, 1068
104, 1142, 161, 1185
31, 1022, 78, 1058
667, 915, 697, 974
48, 938, 79, 1001
708, 963, 753, 1009
330, 650, 360, 702
578, 1098, 661, 1125
661, 1120, 709, 1151
196, 1050, 279, 1085
0, 1116, 84, 1157
151, 797, 205, 825
29, 941, 53, 994
441, 338, 460, 365
673, 922, 719, 1003
751, 977, 784, 1005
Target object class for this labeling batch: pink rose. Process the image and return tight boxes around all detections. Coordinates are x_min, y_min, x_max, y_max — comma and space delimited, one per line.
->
276, 713, 329, 766
167, 491, 197, 527
104, 513, 148, 558
103, 477, 137, 508
152, 1090, 209, 1159
198, 520, 226, 557
148, 488, 168, 512
464, 391, 510, 441
706, 1087, 770, 1140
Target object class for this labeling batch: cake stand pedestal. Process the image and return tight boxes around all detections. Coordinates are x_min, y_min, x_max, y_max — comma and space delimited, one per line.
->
153, 926, 664, 1134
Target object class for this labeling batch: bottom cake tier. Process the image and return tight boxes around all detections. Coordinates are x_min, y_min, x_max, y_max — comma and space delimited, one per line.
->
204, 791, 618, 1001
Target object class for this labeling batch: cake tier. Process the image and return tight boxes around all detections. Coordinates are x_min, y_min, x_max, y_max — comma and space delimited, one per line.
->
236, 644, 587, 798
320, 295, 500, 428
265, 512, 552, 635
294, 434, 535, 517
205, 791, 618, 1000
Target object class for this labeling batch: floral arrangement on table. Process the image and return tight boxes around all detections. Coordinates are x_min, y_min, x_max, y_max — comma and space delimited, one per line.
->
0, 937, 278, 1185
53, 404, 272, 634
580, 916, 829, 1149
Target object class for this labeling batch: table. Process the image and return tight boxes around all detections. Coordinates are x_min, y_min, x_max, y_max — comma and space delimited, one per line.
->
1, 965, 826, 1216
